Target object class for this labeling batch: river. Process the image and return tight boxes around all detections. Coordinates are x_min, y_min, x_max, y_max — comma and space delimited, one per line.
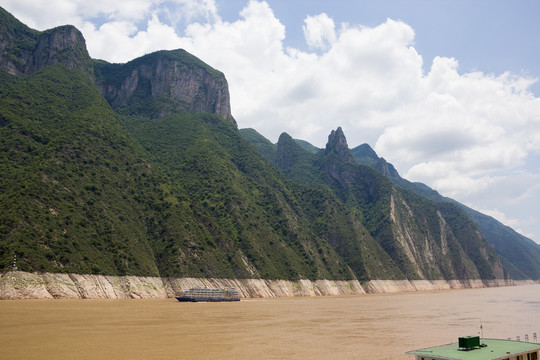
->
1, 284, 539, 359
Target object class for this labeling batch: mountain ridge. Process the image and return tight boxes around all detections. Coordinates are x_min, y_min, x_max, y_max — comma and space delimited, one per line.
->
1, 7, 536, 283
241, 128, 539, 280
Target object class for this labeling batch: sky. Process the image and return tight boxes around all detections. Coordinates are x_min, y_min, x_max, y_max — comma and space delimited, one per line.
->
2, 0, 540, 244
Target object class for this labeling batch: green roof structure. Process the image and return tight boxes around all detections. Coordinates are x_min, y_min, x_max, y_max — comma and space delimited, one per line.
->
407, 338, 540, 360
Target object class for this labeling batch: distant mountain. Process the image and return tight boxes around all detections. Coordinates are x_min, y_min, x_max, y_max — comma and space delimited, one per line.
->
245, 127, 540, 280
243, 128, 508, 280
1, 6, 534, 281
349, 143, 540, 280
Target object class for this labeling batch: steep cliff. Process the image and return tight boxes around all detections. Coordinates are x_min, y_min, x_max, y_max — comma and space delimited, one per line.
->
0, 8, 92, 79
0, 7, 230, 122
94, 50, 234, 122
0, 8, 355, 280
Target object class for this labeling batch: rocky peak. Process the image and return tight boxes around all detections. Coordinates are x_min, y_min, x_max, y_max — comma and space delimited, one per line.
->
95, 50, 234, 122
0, 7, 233, 122
325, 127, 354, 163
0, 7, 93, 79
26, 25, 93, 79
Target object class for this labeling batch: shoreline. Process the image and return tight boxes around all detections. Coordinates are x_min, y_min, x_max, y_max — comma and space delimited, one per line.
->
1, 270, 538, 300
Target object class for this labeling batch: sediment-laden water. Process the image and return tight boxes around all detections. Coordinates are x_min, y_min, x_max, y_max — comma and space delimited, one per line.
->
1, 284, 539, 359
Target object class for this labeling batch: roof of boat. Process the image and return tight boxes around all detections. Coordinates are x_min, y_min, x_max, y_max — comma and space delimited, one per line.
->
407, 338, 540, 359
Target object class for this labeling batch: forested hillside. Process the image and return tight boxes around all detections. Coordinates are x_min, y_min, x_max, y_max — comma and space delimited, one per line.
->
1, 6, 534, 281
240, 128, 540, 280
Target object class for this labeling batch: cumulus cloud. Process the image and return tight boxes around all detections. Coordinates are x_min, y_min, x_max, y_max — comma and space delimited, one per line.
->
2, 0, 218, 63
303, 13, 336, 50
4, 0, 540, 241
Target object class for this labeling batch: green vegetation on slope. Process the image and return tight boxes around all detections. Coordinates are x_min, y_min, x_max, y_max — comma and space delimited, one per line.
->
244, 128, 507, 280
0, 66, 162, 275
351, 142, 539, 280
119, 107, 357, 280
2, 6, 527, 281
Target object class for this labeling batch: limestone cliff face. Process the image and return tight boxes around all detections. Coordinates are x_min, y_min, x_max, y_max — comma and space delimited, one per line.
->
0, 271, 520, 300
0, 9, 93, 79
0, 6, 234, 122
323, 127, 380, 198
26, 26, 94, 79
95, 50, 234, 122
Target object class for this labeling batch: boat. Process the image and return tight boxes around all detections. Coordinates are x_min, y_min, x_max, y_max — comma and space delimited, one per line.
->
407, 335, 540, 360
175, 287, 240, 302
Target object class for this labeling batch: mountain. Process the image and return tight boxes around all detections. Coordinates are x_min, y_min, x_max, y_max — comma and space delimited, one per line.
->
349, 143, 540, 280
0, 7, 358, 280
242, 127, 540, 280
273, 128, 507, 280
1, 7, 532, 282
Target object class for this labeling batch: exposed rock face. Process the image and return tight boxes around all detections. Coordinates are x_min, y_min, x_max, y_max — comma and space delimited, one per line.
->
0, 271, 365, 299
0, 12, 93, 79
96, 50, 234, 122
0, 6, 233, 122
325, 127, 354, 163
323, 127, 380, 197
0, 271, 522, 300
26, 26, 93, 79
318, 128, 509, 281
375, 157, 399, 178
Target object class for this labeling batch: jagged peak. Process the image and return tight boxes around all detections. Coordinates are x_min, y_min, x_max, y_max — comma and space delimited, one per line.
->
325, 127, 354, 163
28, 25, 93, 78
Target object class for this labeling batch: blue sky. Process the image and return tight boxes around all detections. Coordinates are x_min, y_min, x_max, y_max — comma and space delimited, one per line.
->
221, 0, 540, 92
3, 0, 540, 244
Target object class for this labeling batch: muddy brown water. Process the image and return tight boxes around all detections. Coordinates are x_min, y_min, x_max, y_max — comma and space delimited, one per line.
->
1, 284, 539, 359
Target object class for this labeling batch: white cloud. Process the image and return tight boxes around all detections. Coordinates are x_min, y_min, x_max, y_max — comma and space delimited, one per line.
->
4, 0, 540, 241
1, 0, 154, 30
303, 13, 336, 50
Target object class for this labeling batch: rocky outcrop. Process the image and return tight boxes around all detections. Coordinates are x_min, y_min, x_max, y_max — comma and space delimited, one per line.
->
26, 26, 93, 79
0, 8, 93, 79
323, 127, 368, 190
95, 50, 234, 122
0, 271, 526, 300
0, 271, 365, 299
325, 127, 354, 163
363, 279, 515, 293
0, 6, 233, 122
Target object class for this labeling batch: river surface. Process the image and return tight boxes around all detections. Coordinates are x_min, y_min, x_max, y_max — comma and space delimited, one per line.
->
1, 284, 539, 359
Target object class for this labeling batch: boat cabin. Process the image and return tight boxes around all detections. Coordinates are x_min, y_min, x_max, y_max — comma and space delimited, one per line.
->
407, 336, 540, 360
